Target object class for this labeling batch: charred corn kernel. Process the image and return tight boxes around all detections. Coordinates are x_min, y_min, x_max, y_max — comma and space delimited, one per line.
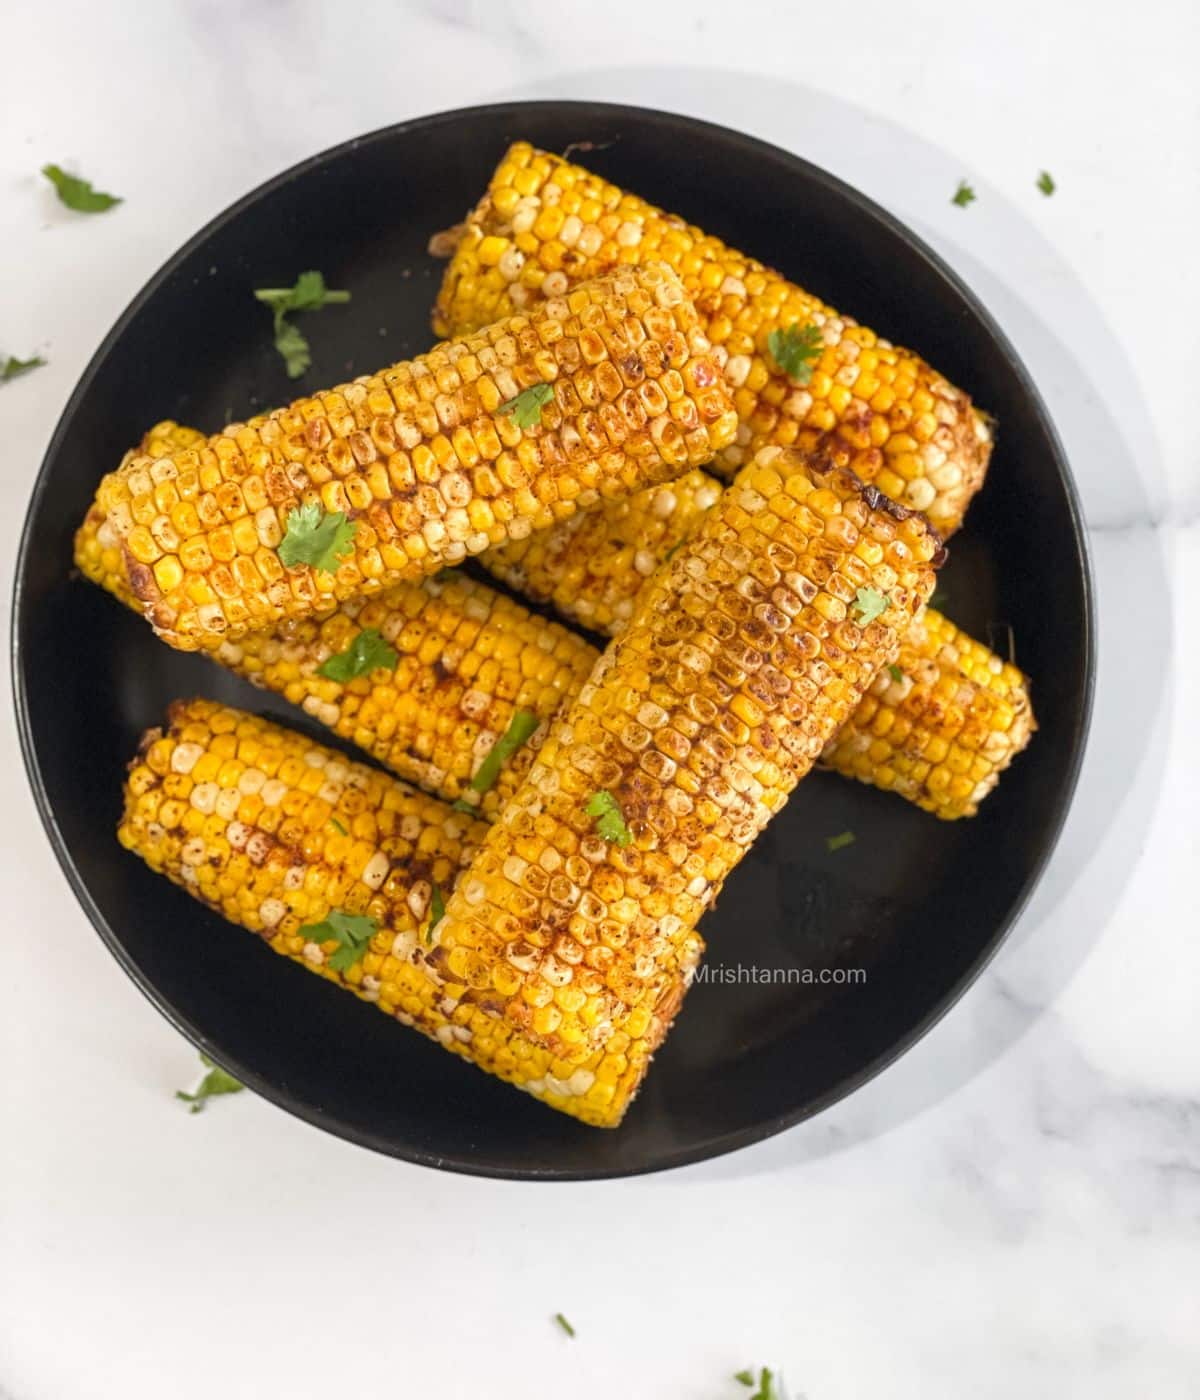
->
434, 143, 992, 537
480, 468, 723, 634
432, 445, 944, 1059
213, 571, 595, 815
93, 265, 736, 653
118, 699, 667, 1127
820, 608, 1036, 818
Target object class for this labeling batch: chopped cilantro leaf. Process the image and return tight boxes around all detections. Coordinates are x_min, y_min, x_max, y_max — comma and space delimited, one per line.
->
42, 163, 122, 213
253, 271, 349, 378
300, 910, 379, 973
329, 817, 348, 836
2, 354, 45, 382
499, 382, 555, 429
1036, 170, 1056, 196
426, 885, 446, 944
317, 626, 399, 682
850, 586, 889, 626
554, 1313, 576, 1338
452, 798, 478, 815
734, 1372, 756, 1387
951, 180, 976, 208
278, 502, 357, 573
586, 790, 632, 846
273, 319, 311, 379
175, 1053, 244, 1113
767, 322, 823, 383
826, 830, 856, 853
887, 663, 904, 682
470, 709, 540, 794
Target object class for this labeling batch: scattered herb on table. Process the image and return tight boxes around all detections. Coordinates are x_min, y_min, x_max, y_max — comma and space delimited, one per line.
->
175, 1053, 244, 1113
554, 1313, 576, 1338
951, 179, 976, 208
2, 354, 46, 383
1036, 170, 1056, 196
42, 163, 122, 212
826, 830, 856, 853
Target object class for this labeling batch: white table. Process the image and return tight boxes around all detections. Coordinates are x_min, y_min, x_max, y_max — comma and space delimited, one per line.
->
2, 3, 1196, 1396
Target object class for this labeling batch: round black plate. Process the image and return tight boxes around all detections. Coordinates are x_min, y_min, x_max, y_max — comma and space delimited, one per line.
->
12, 102, 1093, 1179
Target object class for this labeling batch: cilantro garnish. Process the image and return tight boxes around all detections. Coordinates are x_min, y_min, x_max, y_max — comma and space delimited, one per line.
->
826, 830, 856, 853
2, 354, 45, 383
887, 663, 903, 682
734, 1373, 755, 1388
1036, 170, 1056, 196
850, 586, 890, 626
42, 163, 122, 213
951, 180, 976, 208
426, 884, 446, 945
554, 1313, 576, 1338
300, 910, 379, 973
767, 322, 823, 383
278, 502, 357, 573
586, 790, 632, 846
499, 382, 555, 429
317, 627, 399, 682
329, 817, 348, 836
175, 1053, 244, 1114
743, 1367, 787, 1400
470, 709, 540, 795
452, 797, 477, 815
254, 271, 350, 379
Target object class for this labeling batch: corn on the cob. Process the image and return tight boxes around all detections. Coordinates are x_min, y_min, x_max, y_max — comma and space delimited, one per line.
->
480, 468, 723, 635
84, 427, 1027, 822
820, 609, 1035, 818
434, 142, 992, 536
118, 698, 664, 1126
94, 263, 737, 653
75, 421, 208, 609
431, 445, 944, 1060
217, 573, 596, 816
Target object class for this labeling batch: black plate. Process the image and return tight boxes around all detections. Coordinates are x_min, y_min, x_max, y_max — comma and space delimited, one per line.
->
12, 102, 1094, 1179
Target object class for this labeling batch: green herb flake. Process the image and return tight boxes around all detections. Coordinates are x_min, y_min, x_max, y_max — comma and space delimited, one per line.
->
2, 354, 46, 383
329, 817, 348, 836
452, 797, 478, 815
175, 1053, 244, 1114
826, 830, 856, 853
734, 1372, 756, 1387
426, 885, 447, 945
299, 910, 379, 973
254, 271, 350, 379
554, 1313, 576, 1338
850, 586, 890, 626
278, 502, 357, 573
767, 322, 823, 383
748, 1368, 786, 1400
499, 382, 555, 429
663, 539, 685, 564
469, 709, 541, 795
887, 663, 904, 682
317, 626, 399, 682
585, 790, 632, 846
42, 163, 122, 213
929, 587, 949, 610
1037, 170, 1056, 196
951, 180, 976, 209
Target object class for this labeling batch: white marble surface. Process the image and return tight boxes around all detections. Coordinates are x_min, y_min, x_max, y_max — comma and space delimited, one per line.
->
2, 2, 1198, 1396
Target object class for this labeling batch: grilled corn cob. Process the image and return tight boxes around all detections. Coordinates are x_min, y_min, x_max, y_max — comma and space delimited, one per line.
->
434, 142, 992, 536
481, 468, 723, 635
820, 609, 1035, 818
431, 445, 944, 1060
119, 698, 664, 1126
94, 263, 737, 652
217, 573, 596, 816
75, 421, 208, 609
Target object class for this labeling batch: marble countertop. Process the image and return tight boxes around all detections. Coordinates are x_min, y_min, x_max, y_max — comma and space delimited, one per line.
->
2, 2, 1196, 1396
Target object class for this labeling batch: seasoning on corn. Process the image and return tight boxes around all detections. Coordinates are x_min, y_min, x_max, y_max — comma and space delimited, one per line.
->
118, 699, 671, 1126
434, 141, 993, 536
429, 445, 945, 1061
93, 262, 737, 652
819, 606, 1036, 819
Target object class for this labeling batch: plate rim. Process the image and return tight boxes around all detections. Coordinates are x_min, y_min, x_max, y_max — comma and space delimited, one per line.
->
11, 99, 1097, 1180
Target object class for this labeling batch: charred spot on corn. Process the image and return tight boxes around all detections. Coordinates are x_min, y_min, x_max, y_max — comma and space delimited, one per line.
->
278, 502, 357, 573
499, 381, 555, 428
585, 789, 632, 846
